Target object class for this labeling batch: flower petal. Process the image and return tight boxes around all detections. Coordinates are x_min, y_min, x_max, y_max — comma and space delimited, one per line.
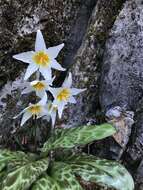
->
68, 96, 76, 104
13, 107, 28, 119
13, 51, 34, 64
24, 63, 38, 80
44, 78, 54, 90
46, 43, 64, 58
30, 80, 39, 86
62, 72, 72, 88
57, 101, 66, 119
21, 111, 32, 126
51, 110, 57, 127
51, 59, 66, 71
49, 87, 61, 99
36, 91, 47, 98
35, 30, 46, 52
71, 88, 86, 95
37, 107, 48, 119
39, 67, 52, 80
21, 86, 32, 95
38, 93, 47, 106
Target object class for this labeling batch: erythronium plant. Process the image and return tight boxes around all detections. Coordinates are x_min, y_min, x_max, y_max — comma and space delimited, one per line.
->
50, 72, 86, 119
15, 71, 85, 126
13, 30, 65, 80
0, 30, 134, 190
13, 30, 85, 127
0, 124, 134, 190
22, 78, 54, 98
14, 94, 48, 126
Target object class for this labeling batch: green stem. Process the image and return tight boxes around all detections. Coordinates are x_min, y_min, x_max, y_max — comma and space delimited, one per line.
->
34, 119, 37, 151
34, 70, 40, 150
49, 123, 55, 160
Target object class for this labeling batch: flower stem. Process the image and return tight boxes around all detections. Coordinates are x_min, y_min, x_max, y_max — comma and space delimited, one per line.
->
50, 123, 55, 160
34, 119, 37, 150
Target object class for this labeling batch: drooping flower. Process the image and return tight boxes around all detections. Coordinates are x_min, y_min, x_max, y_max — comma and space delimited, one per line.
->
14, 94, 48, 126
43, 101, 57, 127
13, 30, 65, 80
50, 73, 86, 119
21, 78, 54, 98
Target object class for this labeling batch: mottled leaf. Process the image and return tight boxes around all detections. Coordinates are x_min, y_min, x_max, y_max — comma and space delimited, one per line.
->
32, 174, 59, 190
32, 162, 83, 190
1, 158, 49, 190
0, 161, 6, 173
0, 149, 37, 172
42, 124, 116, 153
0, 149, 36, 163
66, 154, 134, 190
50, 162, 83, 190
0, 149, 33, 159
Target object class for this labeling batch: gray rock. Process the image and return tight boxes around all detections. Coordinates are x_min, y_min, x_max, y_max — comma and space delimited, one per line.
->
99, 0, 143, 111
135, 160, 143, 190
106, 106, 134, 159
99, 0, 143, 188
61, 0, 125, 128
127, 97, 143, 163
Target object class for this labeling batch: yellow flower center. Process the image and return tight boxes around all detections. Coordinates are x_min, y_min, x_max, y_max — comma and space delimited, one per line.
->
57, 88, 70, 101
33, 51, 50, 67
28, 105, 42, 115
32, 82, 45, 91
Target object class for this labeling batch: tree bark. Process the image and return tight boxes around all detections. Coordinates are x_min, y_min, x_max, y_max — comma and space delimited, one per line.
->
0, 0, 142, 189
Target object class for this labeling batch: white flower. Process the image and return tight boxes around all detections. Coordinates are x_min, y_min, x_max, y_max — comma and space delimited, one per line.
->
50, 72, 86, 119
13, 30, 65, 80
43, 101, 57, 127
14, 94, 48, 126
21, 78, 54, 98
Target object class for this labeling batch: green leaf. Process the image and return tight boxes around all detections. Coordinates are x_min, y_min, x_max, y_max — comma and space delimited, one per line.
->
1, 158, 49, 190
0, 170, 7, 188
0, 149, 29, 173
0, 161, 6, 173
65, 154, 134, 190
50, 162, 83, 190
0, 149, 34, 160
0, 149, 36, 164
32, 162, 83, 190
0, 149, 37, 172
42, 124, 116, 153
32, 174, 59, 190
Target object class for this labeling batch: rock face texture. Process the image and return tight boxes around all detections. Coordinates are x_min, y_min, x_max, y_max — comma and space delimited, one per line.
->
99, 1, 143, 189
99, 0, 143, 111
0, 0, 143, 189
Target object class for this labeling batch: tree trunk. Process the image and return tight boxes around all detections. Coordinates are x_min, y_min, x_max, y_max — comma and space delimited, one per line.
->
0, 0, 143, 189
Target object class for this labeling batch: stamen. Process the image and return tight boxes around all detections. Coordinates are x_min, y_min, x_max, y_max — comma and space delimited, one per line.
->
28, 105, 42, 116
32, 82, 45, 91
33, 51, 50, 67
57, 88, 70, 101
